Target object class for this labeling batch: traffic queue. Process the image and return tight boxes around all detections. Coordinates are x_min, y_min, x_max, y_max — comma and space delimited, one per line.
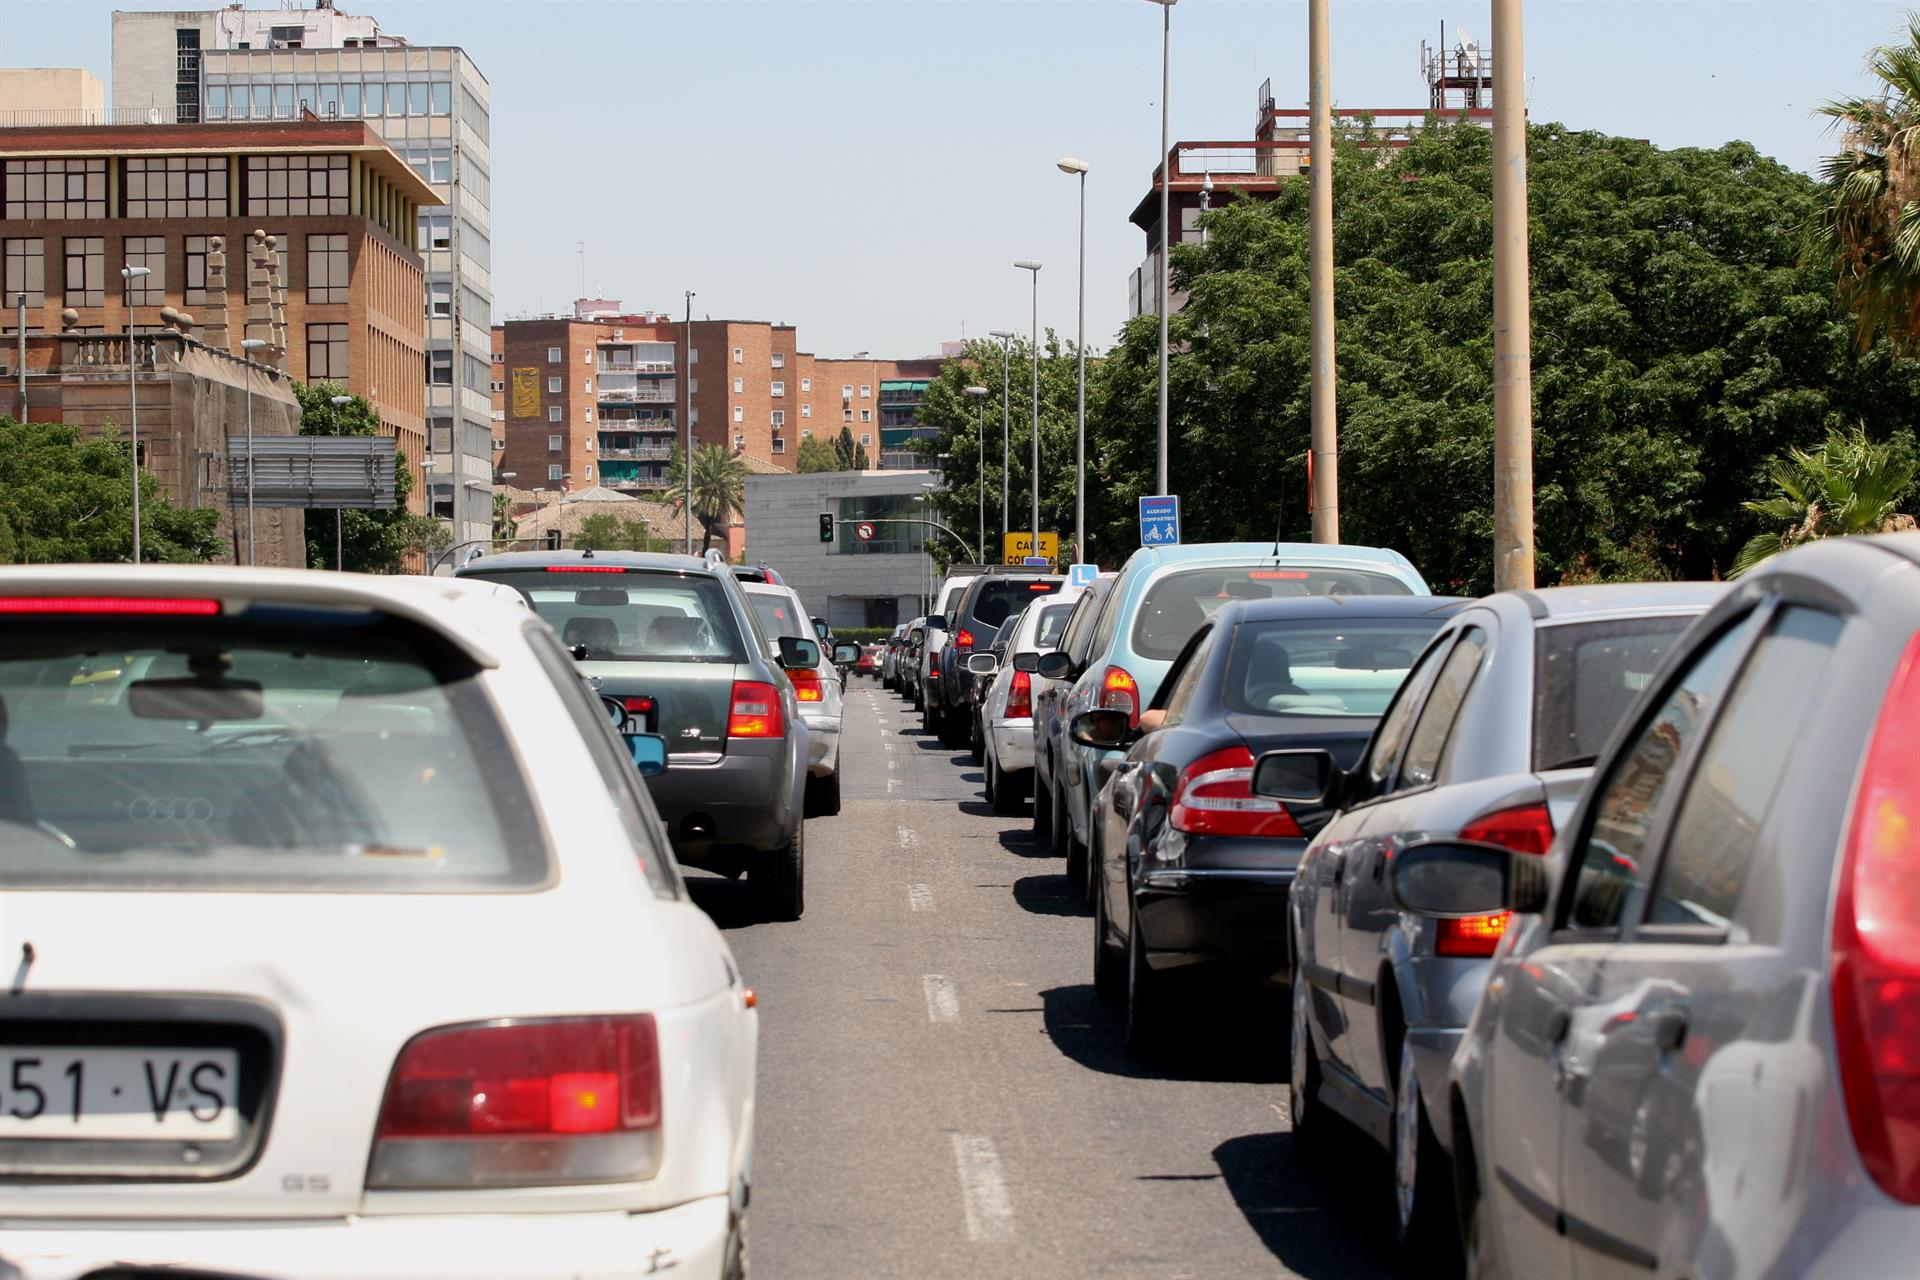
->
874, 534, 1920, 1278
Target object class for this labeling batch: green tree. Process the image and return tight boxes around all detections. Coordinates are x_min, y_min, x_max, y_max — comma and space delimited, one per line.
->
1731, 426, 1918, 575
796, 436, 839, 473
570, 511, 664, 552
0, 418, 221, 563
295, 380, 446, 572
835, 427, 858, 470
1815, 12, 1920, 350
667, 444, 748, 554
492, 488, 515, 542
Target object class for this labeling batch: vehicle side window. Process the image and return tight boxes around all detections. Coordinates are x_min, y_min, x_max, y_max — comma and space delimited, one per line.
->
1397, 627, 1487, 790
1365, 632, 1455, 788
1645, 607, 1842, 934
1564, 612, 1759, 933
1087, 573, 1131, 660
1064, 586, 1107, 662
1157, 626, 1216, 726
525, 625, 682, 900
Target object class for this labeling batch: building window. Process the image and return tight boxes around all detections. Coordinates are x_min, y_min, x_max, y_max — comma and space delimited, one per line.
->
861, 409, 872, 423
184, 235, 208, 306
124, 155, 227, 218
548, 405, 562, 422
733, 434, 745, 449
427, 280, 452, 317
431, 82, 453, 115
732, 376, 745, 393
582, 379, 593, 393
691, 408, 700, 424
732, 406, 744, 423
307, 233, 348, 304
732, 347, 743, 363
772, 352, 785, 369
841, 384, 852, 400
772, 410, 785, 427
547, 376, 561, 393
772, 437, 786, 454
428, 349, 454, 385
135, 251, 192, 304
493, 348, 504, 364
860, 384, 872, 398
547, 434, 562, 451
306, 322, 347, 379
861, 433, 873, 447
243, 155, 348, 216
801, 377, 811, 392
843, 408, 853, 423
547, 346, 562, 363
583, 463, 594, 480
689, 347, 699, 364
800, 404, 811, 420
62, 237, 103, 307
4, 158, 106, 219
3, 239, 44, 307
490, 379, 504, 393
585, 408, 594, 421
801, 429, 812, 440
582, 349, 592, 364
771, 380, 785, 397
690, 378, 699, 394
548, 464, 563, 481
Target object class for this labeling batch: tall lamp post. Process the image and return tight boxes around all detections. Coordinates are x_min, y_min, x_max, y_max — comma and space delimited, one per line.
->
988, 329, 1015, 554
682, 290, 696, 556
964, 385, 988, 563
1014, 261, 1042, 556
239, 337, 268, 565
1146, 0, 1178, 497
329, 393, 353, 569
120, 265, 152, 564
1057, 157, 1090, 563
1491, 0, 1534, 590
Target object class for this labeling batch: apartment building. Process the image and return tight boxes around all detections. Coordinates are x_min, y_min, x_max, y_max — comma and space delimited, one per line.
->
112, 2, 494, 547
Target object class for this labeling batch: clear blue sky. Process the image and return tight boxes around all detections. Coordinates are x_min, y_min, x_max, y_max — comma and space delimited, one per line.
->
4, 1, 1909, 357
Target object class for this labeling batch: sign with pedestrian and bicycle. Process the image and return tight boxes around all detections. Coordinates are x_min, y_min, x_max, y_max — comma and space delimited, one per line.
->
1138, 495, 1181, 547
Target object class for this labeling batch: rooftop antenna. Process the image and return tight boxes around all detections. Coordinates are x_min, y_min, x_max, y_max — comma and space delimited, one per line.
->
577, 242, 587, 298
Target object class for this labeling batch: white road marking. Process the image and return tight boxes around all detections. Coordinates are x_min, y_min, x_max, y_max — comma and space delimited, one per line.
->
924, 974, 960, 1023
887, 778, 901, 793
908, 883, 934, 912
950, 1134, 1016, 1242
898, 826, 919, 848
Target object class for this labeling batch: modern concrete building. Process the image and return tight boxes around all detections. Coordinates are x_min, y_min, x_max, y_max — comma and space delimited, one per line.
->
111, 2, 494, 548
0, 70, 107, 119
742, 469, 943, 629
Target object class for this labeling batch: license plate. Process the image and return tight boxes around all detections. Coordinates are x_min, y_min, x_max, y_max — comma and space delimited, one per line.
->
0, 1048, 240, 1141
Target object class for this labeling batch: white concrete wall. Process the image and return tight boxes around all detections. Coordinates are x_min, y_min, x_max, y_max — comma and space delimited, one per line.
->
744, 470, 940, 628
110, 11, 210, 113
0, 69, 106, 113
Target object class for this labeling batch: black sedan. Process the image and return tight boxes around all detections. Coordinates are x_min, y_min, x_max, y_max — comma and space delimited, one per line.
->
1072, 594, 1465, 1053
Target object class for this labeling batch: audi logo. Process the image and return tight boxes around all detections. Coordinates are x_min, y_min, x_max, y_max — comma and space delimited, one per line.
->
126, 796, 216, 823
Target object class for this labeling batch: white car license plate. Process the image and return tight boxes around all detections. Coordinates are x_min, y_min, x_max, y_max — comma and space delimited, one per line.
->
0, 1048, 240, 1141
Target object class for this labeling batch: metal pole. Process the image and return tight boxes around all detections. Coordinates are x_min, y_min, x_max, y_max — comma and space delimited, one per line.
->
1029, 274, 1041, 553
14, 292, 24, 422
336, 509, 343, 571
1074, 171, 1088, 562
683, 292, 695, 557
244, 365, 255, 566
1308, 0, 1340, 543
1491, 0, 1534, 590
1155, 0, 1172, 497
1001, 338, 1010, 550
976, 398, 986, 563
129, 321, 141, 565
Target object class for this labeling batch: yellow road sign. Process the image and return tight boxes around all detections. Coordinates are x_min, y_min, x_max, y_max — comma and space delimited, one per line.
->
1001, 532, 1059, 565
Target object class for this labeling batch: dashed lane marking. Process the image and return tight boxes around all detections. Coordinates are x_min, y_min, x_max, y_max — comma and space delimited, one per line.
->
908, 883, 933, 912
950, 1134, 1016, 1243
923, 974, 960, 1023
898, 826, 919, 848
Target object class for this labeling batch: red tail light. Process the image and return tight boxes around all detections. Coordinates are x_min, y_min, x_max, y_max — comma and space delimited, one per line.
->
0, 596, 220, 616
544, 565, 627, 573
370, 1015, 661, 1188
1440, 803, 1556, 956
788, 666, 825, 702
1834, 631, 1920, 1205
956, 628, 976, 649
1100, 665, 1140, 728
929, 660, 940, 679
728, 680, 783, 738
622, 696, 656, 715
1169, 745, 1303, 838
1006, 670, 1033, 718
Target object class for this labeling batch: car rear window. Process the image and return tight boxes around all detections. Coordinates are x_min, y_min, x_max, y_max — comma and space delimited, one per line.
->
1223, 617, 1450, 717
747, 591, 807, 641
0, 605, 549, 893
969, 579, 1064, 630
1131, 565, 1415, 660
1533, 615, 1696, 772
1032, 602, 1075, 649
472, 569, 746, 663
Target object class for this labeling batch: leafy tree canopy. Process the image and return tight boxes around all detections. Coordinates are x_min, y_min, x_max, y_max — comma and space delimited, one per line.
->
796, 436, 839, 473
0, 418, 220, 564
295, 380, 448, 572
570, 512, 667, 552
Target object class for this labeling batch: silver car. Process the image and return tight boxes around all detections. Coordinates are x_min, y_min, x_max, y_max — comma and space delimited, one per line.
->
1390, 534, 1920, 1277
1034, 574, 1115, 846
974, 594, 1080, 814
742, 581, 857, 816
1276, 582, 1722, 1250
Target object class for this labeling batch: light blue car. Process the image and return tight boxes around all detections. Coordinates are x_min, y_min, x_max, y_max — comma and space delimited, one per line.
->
1036, 541, 1431, 892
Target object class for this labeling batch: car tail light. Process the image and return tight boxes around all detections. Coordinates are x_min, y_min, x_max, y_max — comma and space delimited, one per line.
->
622, 696, 656, 716
1100, 665, 1140, 728
0, 596, 220, 616
369, 1015, 661, 1188
1834, 631, 1920, 1205
1007, 670, 1033, 719
788, 666, 825, 702
1437, 804, 1556, 956
544, 565, 626, 573
728, 680, 783, 738
1169, 745, 1303, 838
956, 628, 976, 649
928, 659, 940, 679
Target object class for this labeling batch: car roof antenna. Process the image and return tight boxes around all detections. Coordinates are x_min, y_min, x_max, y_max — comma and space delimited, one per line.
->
1272, 505, 1284, 559
581, 547, 594, 559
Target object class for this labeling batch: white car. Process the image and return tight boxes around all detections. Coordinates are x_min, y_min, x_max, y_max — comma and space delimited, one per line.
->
742, 580, 849, 816
976, 592, 1081, 815
0, 566, 757, 1280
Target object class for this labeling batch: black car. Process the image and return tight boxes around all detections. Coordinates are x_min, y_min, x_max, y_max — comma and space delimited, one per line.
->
934, 571, 1063, 747
1073, 594, 1465, 1052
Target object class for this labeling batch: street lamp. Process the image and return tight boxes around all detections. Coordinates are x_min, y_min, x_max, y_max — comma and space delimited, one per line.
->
120, 265, 152, 564
239, 337, 268, 566
988, 329, 1014, 551
682, 290, 695, 556
1146, 0, 1178, 497
1057, 157, 1090, 563
329, 393, 352, 570
964, 385, 988, 568
1014, 261, 1042, 558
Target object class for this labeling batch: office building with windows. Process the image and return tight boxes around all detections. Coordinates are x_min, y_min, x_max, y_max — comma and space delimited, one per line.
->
111, 2, 494, 546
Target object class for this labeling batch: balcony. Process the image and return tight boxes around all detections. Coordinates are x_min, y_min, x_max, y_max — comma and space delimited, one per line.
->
598, 386, 676, 406
597, 360, 675, 375
598, 444, 676, 461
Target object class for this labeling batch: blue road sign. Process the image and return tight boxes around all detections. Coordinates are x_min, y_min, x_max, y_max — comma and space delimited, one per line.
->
1138, 495, 1181, 547
1068, 562, 1098, 588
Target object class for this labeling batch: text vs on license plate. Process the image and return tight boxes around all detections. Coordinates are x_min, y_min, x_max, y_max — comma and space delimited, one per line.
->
0, 1048, 240, 1141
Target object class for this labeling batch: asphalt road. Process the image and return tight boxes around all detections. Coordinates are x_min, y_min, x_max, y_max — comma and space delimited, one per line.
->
687, 679, 1412, 1280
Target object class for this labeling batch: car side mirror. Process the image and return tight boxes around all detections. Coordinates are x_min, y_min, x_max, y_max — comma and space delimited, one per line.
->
777, 635, 821, 670
1036, 651, 1074, 681
626, 732, 669, 777
1012, 651, 1040, 674
925, 614, 948, 631
1251, 749, 1340, 806
966, 653, 998, 675
1389, 840, 1552, 919
1070, 708, 1132, 751
832, 641, 862, 665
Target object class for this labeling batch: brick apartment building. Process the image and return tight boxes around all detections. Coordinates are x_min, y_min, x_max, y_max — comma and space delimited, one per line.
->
0, 118, 439, 493
492, 299, 943, 498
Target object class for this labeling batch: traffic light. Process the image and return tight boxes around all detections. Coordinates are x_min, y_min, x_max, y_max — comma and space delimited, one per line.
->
818, 513, 834, 543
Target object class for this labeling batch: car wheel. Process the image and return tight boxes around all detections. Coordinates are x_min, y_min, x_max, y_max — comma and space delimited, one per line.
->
991, 763, 1024, 816
939, 708, 968, 749
1092, 863, 1123, 999
983, 752, 997, 803
969, 712, 985, 764
922, 698, 939, 736
1065, 809, 1089, 890
1392, 1035, 1459, 1256
804, 770, 840, 818
1463, 1150, 1502, 1280
1290, 969, 1329, 1162
1124, 904, 1165, 1055
753, 820, 804, 921
722, 1210, 748, 1280
1032, 759, 1054, 836
1049, 776, 1071, 858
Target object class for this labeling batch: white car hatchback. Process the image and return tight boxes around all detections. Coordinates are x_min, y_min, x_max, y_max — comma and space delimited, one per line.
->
0, 567, 757, 1280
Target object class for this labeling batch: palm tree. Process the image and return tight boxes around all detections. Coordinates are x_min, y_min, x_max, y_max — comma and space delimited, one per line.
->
668, 444, 748, 555
1731, 427, 1918, 576
1814, 12, 1920, 350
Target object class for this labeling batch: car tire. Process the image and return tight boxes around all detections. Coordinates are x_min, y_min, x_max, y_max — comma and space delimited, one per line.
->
804, 770, 840, 818
722, 1211, 748, 1280
1124, 904, 1166, 1056
1032, 765, 1053, 836
1463, 1148, 1502, 1280
969, 714, 985, 765
991, 762, 1024, 816
1065, 811, 1089, 890
939, 707, 968, 749
1092, 863, 1123, 1000
1049, 776, 1071, 858
1392, 1035, 1459, 1258
754, 821, 805, 922
1290, 967, 1331, 1163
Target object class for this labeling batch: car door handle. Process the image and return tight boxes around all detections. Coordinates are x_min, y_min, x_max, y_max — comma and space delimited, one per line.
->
1652, 1005, 1690, 1053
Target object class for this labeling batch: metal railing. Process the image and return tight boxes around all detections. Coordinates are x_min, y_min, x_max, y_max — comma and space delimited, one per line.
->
598, 445, 674, 461
0, 106, 189, 128
598, 386, 675, 404
597, 360, 674, 374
